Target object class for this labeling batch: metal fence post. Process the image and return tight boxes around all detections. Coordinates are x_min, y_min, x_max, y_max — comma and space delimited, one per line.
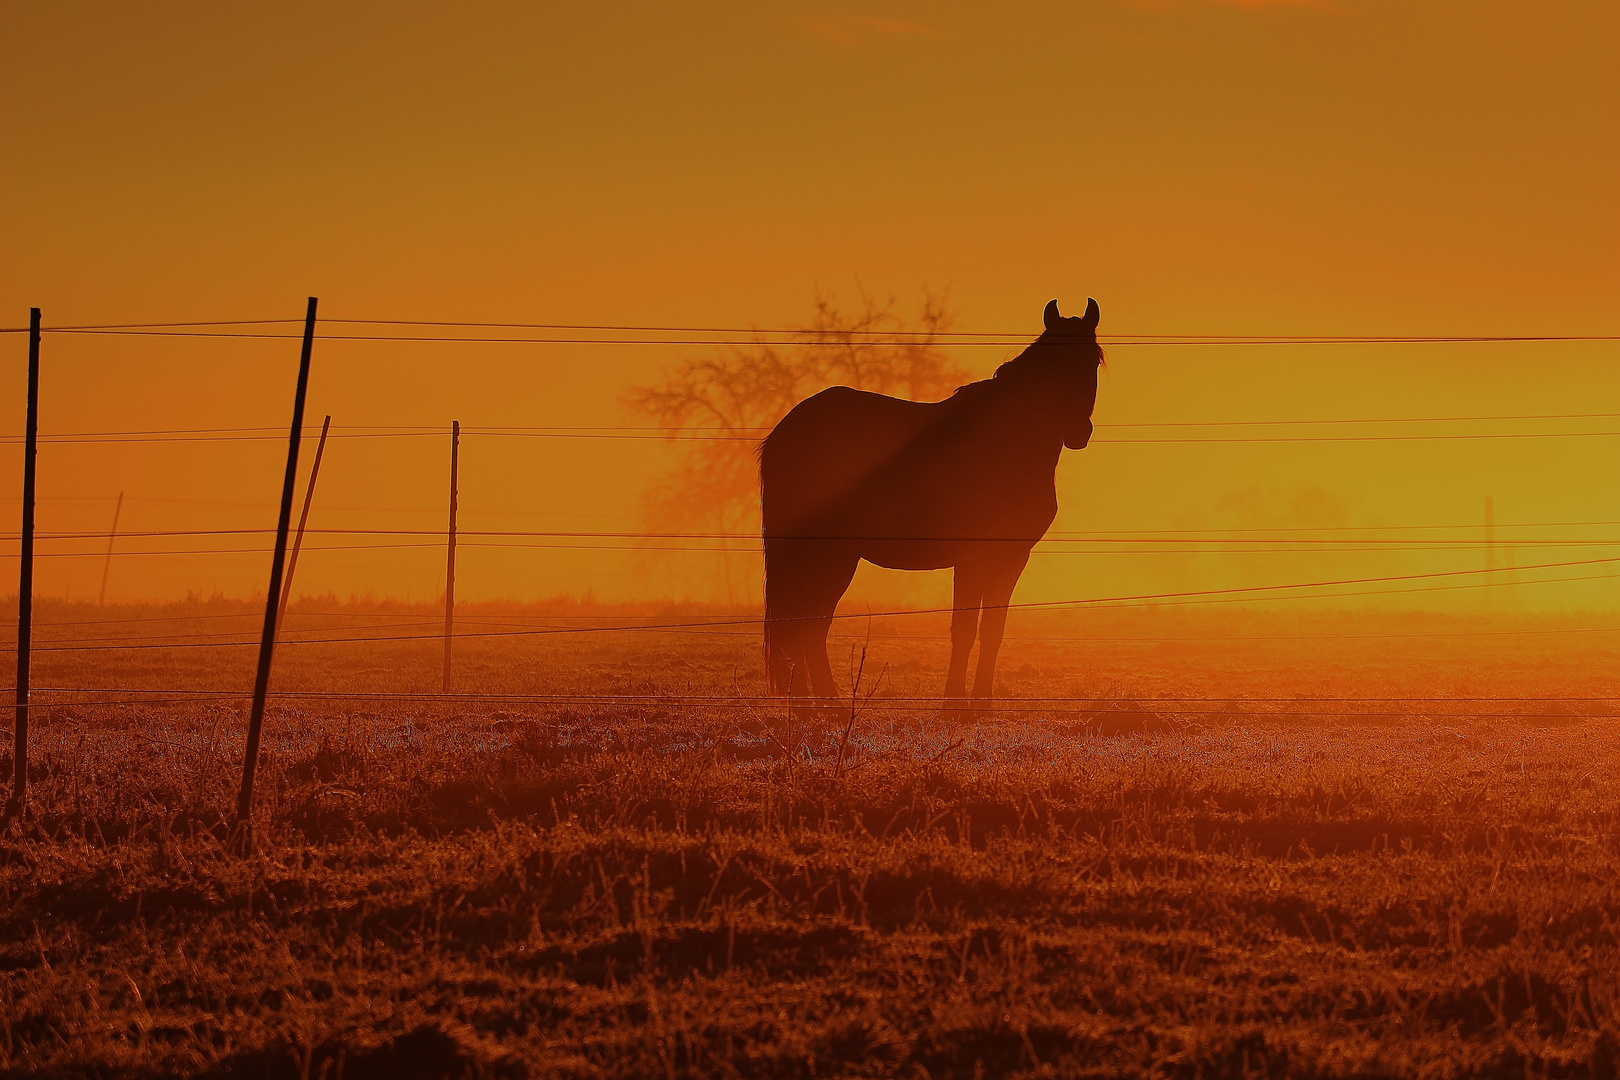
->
234, 297, 318, 848
6, 308, 40, 821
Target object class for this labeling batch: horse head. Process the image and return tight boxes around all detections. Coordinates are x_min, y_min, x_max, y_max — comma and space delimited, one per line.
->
1040, 298, 1102, 449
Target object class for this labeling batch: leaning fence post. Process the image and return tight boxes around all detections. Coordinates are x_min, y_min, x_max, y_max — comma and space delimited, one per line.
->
98, 492, 123, 606
442, 420, 459, 693
275, 415, 331, 639
234, 297, 317, 848
6, 308, 40, 821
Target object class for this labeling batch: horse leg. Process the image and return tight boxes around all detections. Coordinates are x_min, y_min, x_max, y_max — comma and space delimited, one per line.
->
769, 544, 858, 706
942, 562, 985, 709
766, 606, 797, 695
805, 616, 840, 699
775, 629, 807, 699
804, 551, 859, 700
766, 540, 852, 697
969, 552, 1030, 710
768, 612, 821, 727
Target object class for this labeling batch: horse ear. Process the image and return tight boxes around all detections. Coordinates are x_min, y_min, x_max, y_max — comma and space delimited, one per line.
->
1044, 300, 1061, 330
1081, 297, 1100, 330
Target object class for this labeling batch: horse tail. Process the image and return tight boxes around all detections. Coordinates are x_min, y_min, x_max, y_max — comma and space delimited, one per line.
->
759, 433, 794, 695
762, 535, 781, 692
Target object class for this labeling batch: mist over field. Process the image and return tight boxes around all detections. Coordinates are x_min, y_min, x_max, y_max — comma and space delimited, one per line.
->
4, 0, 1619, 1076
2, 601, 1618, 1076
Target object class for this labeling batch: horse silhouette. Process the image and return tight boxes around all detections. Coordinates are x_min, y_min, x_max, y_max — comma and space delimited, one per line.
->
760, 298, 1103, 711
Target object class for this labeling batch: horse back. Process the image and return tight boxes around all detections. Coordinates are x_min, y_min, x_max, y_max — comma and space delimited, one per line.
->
761, 385, 1059, 550
762, 387, 934, 530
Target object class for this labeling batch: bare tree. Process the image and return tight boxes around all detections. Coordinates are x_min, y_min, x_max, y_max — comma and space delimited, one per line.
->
626, 289, 971, 603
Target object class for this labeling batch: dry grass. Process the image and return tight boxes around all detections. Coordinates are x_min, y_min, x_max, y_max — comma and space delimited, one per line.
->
1, 599, 1618, 1078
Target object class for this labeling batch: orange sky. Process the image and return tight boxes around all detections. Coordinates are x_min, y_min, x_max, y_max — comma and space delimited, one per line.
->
2, 1, 1617, 610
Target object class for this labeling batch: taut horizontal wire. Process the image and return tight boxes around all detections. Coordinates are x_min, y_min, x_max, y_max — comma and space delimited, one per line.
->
2, 313, 1616, 342
18, 605, 1620, 635
14, 687, 1620, 703
14, 327, 1620, 346
17, 617, 1620, 651
3, 556, 1616, 654
10, 410, 1620, 440
11, 430, 1620, 445
12, 525, 1620, 543
7, 542, 1614, 563
6, 510, 1619, 534
6, 686, 1617, 718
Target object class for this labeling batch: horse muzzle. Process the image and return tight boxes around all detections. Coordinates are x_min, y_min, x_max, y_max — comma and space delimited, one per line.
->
1064, 419, 1093, 450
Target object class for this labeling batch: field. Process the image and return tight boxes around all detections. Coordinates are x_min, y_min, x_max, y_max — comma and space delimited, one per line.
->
2, 598, 1619, 1079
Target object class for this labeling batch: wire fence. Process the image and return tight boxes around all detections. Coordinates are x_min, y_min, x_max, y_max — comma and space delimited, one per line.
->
2, 314, 1617, 630
3, 308, 1617, 756
3, 315, 1616, 348
4, 685, 1615, 719
5, 558, 1620, 656
10, 409, 1620, 444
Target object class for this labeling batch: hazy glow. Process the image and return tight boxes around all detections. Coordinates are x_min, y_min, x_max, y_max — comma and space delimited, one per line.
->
1, 1, 1615, 610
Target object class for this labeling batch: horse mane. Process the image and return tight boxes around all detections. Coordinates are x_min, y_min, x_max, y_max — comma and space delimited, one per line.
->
947, 335, 1104, 401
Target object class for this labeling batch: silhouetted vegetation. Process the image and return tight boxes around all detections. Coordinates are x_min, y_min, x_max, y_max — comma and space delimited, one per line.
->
626, 290, 968, 602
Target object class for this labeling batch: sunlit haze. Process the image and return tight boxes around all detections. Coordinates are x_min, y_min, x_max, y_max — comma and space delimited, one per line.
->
3, 1, 1616, 610
9, 6, 1620, 1075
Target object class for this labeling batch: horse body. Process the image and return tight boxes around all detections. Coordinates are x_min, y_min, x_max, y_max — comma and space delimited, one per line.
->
760, 299, 1103, 709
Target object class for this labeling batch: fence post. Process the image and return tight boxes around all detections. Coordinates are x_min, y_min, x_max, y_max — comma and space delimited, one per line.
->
443, 420, 459, 693
98, 492, 123, 606
234, 297, 317, 848
275, 415, 331, 639
6, 308, 40, 821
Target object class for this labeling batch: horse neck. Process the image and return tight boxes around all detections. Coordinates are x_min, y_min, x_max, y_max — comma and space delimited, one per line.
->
968, 373, 1067, 452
